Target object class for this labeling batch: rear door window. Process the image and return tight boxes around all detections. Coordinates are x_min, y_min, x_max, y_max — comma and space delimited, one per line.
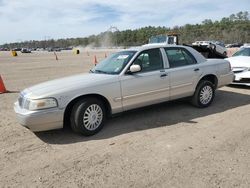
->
164, 48, 197, 68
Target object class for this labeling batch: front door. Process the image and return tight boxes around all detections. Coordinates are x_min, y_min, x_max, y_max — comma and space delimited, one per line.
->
120, 48, 170, 111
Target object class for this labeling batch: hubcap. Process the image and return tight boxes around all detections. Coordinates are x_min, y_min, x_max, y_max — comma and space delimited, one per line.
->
199, 85, 213, 105
83, 104, 103, 131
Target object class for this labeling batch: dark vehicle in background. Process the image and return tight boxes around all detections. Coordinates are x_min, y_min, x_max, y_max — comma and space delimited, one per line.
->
13, 48, 22, 51
21, 48, 31, 53
192, 41, 227, 56
47, 47, 61, 52
62, 47, 73, 50
0, 48, 9, 51
226, 43, 243, 48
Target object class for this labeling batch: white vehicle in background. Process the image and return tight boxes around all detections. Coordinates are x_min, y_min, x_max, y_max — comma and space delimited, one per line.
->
243, 43, 250, 47
192, 41, 227, 56
226, 46, 250, 86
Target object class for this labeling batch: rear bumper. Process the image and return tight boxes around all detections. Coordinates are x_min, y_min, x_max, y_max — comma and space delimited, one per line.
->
218, 72, 235, 87
14, 102, 64, 132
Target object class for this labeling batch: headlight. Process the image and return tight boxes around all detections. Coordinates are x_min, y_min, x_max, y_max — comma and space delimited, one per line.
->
24, 98, 58, 111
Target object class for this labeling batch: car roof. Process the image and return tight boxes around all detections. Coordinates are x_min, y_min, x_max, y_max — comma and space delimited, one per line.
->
126, 44, 207, 63
129, 44, 191, 51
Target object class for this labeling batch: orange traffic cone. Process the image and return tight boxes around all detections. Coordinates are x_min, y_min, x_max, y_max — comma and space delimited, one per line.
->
54, 52, 58, 60
93, 55, 98, 66
0, 75, 7, 94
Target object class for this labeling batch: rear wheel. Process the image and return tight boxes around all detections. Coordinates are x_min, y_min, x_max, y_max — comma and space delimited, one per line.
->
70, 98, 106, 136
191, 80, 215, 108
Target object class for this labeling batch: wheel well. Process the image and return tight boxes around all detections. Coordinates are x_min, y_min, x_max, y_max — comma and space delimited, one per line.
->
199, 74, 218, 88
63, 94, 112, 128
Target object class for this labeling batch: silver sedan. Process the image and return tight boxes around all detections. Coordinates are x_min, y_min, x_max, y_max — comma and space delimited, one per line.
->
14, 44, 233, 136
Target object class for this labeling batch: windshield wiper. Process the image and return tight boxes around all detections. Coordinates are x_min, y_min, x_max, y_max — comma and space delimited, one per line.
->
94, 69, 110, 74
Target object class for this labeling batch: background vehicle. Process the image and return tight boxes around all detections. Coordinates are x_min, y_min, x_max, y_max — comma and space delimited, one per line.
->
47, 47, 61, 52
13, 48, 21, 51
192, 41, 227, 56
226, 46, 250, 86
14, 44, 233, 136
226, 43, 243, 48
149, 33, 179, 45
148, 34, 227, 58
21, 48, 31, 53
0, 48, 9, 51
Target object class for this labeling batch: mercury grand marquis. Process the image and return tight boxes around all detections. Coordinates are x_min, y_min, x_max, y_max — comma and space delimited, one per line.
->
14, 44, 234, 136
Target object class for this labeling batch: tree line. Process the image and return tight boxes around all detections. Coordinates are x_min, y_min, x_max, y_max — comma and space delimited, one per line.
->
1, 11, 249, 49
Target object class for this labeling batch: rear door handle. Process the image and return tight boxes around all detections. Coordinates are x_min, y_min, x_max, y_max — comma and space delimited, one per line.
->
194, 68, 200, 72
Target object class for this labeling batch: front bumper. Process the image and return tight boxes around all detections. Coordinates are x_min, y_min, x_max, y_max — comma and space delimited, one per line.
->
231, 72, 250, 86
14, 102, 64, 132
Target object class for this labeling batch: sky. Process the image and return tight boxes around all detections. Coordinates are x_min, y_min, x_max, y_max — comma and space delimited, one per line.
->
0, 0, 249, 44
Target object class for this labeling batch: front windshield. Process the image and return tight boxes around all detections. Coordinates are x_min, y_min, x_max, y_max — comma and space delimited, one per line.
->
232, 48, 250, 57
91, 51, 136, 74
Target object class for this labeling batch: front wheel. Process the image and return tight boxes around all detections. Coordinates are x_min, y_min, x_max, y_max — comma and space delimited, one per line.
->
70, 98, 106, 136
191, 80, 215, 108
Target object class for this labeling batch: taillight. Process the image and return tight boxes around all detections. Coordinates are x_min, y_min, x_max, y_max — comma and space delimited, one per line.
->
229, 62, 232, 71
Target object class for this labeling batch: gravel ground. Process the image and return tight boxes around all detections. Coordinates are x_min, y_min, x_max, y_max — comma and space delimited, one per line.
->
0, 50, 249, 188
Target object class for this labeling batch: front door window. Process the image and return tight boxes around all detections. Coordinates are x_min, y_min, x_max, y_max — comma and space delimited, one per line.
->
132, 48, 164, 72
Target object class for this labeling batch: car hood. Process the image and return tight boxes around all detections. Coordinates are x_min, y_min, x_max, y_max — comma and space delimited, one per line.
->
22, 73, 119, 98
225, 56, 250, 68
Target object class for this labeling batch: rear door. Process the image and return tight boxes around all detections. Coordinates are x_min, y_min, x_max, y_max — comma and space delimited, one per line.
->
164, 47, 202, 100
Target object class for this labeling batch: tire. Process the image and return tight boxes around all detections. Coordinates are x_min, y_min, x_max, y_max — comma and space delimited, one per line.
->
70, 98, 106, 136
191, 80, 215, 108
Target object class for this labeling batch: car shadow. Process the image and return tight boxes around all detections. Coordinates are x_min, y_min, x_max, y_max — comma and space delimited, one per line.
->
35, 89, 250, 145
228, 84, 250, 90
3, 90, 20, 94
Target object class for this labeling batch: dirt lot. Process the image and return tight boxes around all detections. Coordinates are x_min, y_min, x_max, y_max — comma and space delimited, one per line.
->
0, 50, 250, 188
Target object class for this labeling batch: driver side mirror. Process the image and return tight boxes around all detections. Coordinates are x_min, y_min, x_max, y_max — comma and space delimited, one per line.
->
129, 64, 141, 73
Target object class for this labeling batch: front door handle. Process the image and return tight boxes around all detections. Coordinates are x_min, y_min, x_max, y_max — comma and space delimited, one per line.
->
194, 68, 200, 72
160, 74, 168, 78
